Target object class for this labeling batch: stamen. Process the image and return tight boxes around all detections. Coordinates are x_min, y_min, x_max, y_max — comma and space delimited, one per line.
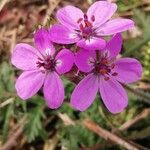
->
104, 77, 110, 81
91, 15, 95, 22
111, 63, 115, 69
36, 55, 56, 72
38, 57, 43, 61
79, 23, 84, 31
112, 72, 118, 76
99, 69, 108, 75
101, 59, 108, 65
77, 18, 83, 24
84, 14, 88, 20
85, 21, 92, 27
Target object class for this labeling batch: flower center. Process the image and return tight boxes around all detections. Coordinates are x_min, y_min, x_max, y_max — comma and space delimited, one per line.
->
77, 14, 95, 39
99, 58, 118, 81
36, 55, 56, 73
92, 52, 118, 81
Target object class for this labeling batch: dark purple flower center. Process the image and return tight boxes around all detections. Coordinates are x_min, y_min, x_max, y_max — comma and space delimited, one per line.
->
36, 55, 56, 73
77, 14, 95, 39
92, 52, 118, 81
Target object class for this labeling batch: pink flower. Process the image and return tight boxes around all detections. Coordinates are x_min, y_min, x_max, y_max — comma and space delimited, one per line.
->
11, 28, 74, 109
71, 34, 142, 114
49, 1, 134, 50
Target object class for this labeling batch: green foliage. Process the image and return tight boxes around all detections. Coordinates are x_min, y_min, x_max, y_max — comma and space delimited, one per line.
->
124, 10, 150, 57
0, 62, 48, 143
0, 62, 15, 93
58, 98, 108, 149
117, 0, 140, 12
0, 62, 15, 141
24, 97, 47, 142
139, 42, 150, 78
2, 104, 14, 141
59, 124, 101, 150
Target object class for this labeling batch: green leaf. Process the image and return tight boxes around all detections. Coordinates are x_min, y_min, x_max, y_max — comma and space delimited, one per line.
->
2, 104, 14, 141
24, 105, 45, 142
124, 10, 150, 56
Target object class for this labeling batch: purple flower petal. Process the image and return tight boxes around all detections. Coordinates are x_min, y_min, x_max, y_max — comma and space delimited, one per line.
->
99, 77, 128, 114
87, 1, 117, 28
71, 74, 98, 111
11, 43, 38, 70
97, 19, 134, 36
114, 58, 142, 83
34, 28, 55, 56
77, 38, 106, 50
43, 72, 64, 109
75, 49, 96, 73
15, 70, 45, 100
56, 5, 84, 30
55, 49, 74, 74
49, 24, 79, 44
106, 33, 122, 58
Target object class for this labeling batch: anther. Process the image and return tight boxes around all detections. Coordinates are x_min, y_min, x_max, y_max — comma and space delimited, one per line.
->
85, 21, 92, 27
101, 59, 108, 65
84, 14, 88, 20
99, 69, 108, 75
112, 72, 118, 76
77, 18, 83, 24
111, 63, 115, 69
91, 15, 95, 22
38, 57, 43, 61
79, 24, 84, 31
104, 77, 110, 81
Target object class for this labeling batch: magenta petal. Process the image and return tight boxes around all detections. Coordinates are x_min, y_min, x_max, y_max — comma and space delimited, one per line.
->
106, 33, 122, 58
77, 38, 106, 51
55, 49, 74, 74
43, 72, 64, 109
11, 43, 38, 70
71, 74, 98, 111
34, 28, 55, 55
15, 70, 45, 100
97, 19, 134, 36
50, 24, 79, 44
114, 58, 142, 83
99, 77, 128, 114
87, 1, 117, 27
75, 49, 96, 73
56, 5, 83, 30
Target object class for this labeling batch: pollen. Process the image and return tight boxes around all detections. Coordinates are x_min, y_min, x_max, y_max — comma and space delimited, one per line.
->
99, 69, 108, 75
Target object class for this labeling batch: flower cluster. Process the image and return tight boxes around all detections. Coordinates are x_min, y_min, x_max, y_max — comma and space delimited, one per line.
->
11, 1, 142, 114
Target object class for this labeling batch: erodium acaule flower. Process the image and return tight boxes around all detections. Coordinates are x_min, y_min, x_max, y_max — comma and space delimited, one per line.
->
71, 34, 142, 114
49, 1, 134, 50
11, 28, 74, 109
